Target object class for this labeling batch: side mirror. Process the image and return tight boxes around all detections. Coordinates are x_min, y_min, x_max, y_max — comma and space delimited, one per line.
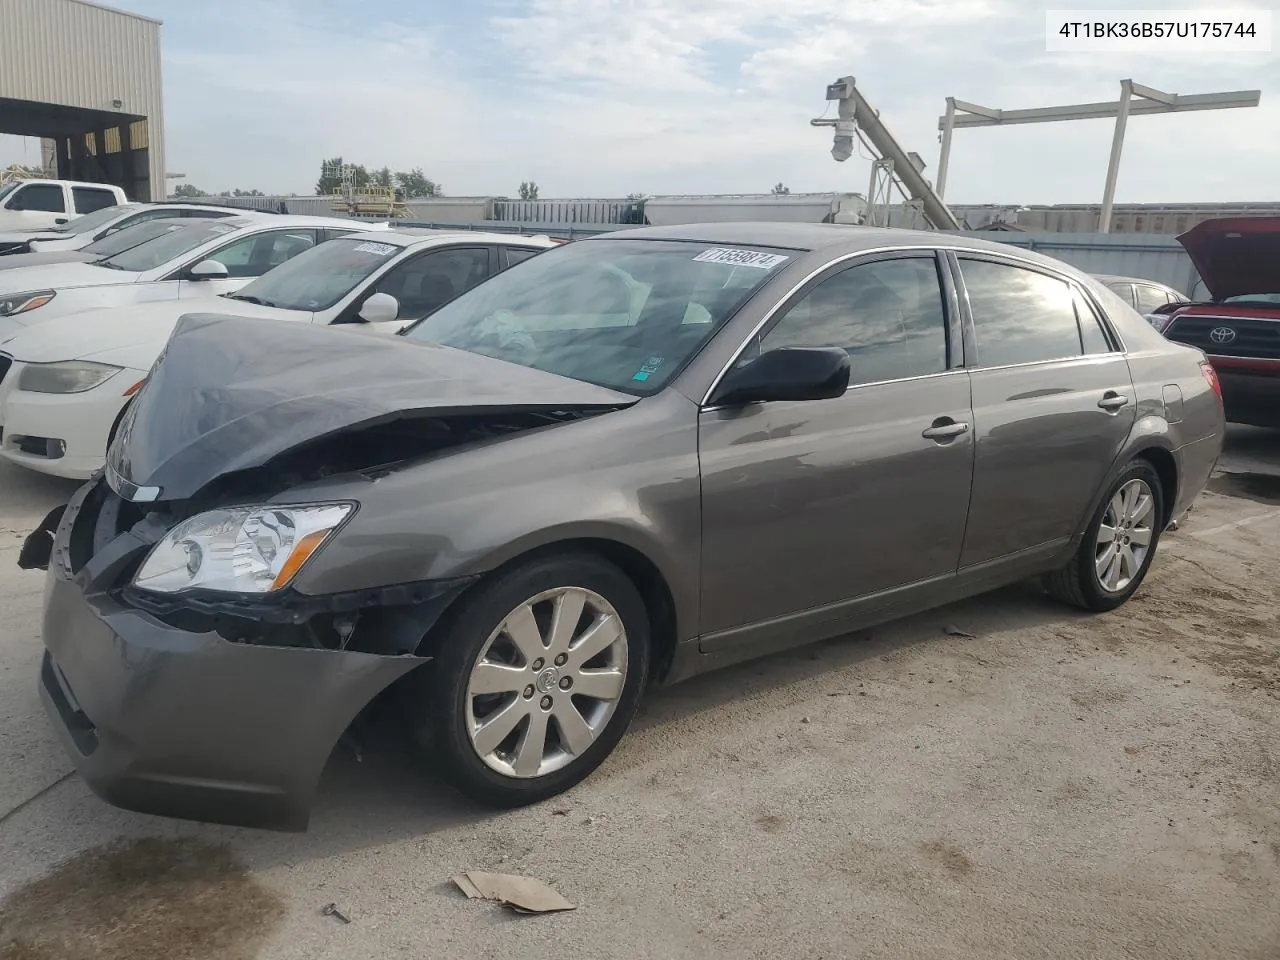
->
358, 292, 400, 323
711, 346, 850, 407
187, 259, 229, 280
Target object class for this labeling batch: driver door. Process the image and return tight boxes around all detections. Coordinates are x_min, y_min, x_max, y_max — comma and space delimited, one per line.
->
697, 252, 974, 652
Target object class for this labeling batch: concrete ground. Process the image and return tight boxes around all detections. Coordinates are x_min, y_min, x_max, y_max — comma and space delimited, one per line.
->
1, 429, 1277, 960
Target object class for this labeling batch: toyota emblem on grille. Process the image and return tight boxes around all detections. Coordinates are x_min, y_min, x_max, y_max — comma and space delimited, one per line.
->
1209, 326, 1237, 344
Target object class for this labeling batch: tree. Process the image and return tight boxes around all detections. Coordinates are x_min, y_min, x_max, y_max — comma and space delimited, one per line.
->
315, 157, 370, 196
395, 167, 440, 199
170, 182, 205, 198
772, 182, 791, 195
372, 166, 394, 190
519, 181, 539, 201
221, 188, 264, 197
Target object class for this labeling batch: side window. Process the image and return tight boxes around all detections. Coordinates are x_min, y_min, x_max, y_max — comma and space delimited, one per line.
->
1073, 289, 1113, 355
1105, 282, 1135, 307
1133, 284, 1169, 314
180, 209, 236, 219
72, 187, 118, 213
8, 184, 65, 213
758, 256, 948, 386
372, 247, 490, 320
503, 247, 542, 268
204, 230, 317, 278
959, 259, 1082, 367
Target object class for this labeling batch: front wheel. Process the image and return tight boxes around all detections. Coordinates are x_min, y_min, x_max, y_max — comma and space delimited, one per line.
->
1045, 459, 1164, 612
405, 552, 650, 807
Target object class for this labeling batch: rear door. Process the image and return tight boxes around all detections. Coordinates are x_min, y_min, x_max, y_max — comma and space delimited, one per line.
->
334, 245, 495, 324
698, 251, 974, 647
954, 254, 1135, 568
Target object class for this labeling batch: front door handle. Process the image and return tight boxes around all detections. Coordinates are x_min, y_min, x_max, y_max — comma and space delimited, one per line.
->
922, 419, 970, 441
1098, 392, 1130, 412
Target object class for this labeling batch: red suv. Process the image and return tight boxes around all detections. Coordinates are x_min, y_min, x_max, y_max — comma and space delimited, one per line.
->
1153, 217, 1280, 428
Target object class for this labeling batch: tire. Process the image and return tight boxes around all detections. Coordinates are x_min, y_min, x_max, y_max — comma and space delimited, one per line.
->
403, 551, 650, 807
1045, 458, 1165, 612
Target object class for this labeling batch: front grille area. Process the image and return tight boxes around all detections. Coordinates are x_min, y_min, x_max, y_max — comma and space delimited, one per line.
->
1166, 315, 1280, 359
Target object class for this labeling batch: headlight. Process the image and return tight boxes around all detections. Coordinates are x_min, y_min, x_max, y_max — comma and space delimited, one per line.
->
133, 503, 354, 595
18, 360, 122, 394
0, 290, 55, 317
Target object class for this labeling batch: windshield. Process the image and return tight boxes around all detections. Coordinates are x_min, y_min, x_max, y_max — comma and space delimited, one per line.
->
50, 203, 137, 234
1224, 293, 1280, 304
227, 236, 400, 311
402, 238, 790, 395
100, 220, 240, 272
0, 182, 19, 203
82, 219, 189, 258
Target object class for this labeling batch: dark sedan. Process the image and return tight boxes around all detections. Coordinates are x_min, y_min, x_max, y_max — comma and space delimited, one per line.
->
23, 223, 1224, 830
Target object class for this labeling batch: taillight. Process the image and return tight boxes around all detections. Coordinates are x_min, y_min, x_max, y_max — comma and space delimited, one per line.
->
1200, 360, 1223, 403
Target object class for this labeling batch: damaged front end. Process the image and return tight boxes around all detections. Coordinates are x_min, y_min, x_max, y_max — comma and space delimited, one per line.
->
26, 314, 635, 830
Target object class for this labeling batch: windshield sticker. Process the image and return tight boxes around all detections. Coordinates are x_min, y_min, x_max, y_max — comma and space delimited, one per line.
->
692, 248, 790, 269
632, 356, 664, 382
352, 241, 397, 256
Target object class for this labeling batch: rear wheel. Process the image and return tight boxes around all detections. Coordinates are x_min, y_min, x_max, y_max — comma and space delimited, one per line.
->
1045, 459, 1164, 612
405, 552, 650, 806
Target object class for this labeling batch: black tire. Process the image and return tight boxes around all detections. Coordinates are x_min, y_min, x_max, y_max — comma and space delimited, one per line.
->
403, 551, 650, 807
1045, 458, 1165, 612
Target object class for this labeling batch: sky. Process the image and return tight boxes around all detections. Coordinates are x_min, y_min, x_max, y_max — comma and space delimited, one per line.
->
2, 0, 1277, 203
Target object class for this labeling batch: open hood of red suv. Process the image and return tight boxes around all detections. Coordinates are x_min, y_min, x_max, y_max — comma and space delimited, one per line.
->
1177, 217, 1280, 301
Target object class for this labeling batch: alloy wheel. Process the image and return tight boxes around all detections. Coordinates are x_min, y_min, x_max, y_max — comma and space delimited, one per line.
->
465, 586, 628, 778
1094, 478, 1155, 593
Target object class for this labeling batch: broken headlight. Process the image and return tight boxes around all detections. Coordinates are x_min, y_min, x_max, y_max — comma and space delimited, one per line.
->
133, 503, 354, 594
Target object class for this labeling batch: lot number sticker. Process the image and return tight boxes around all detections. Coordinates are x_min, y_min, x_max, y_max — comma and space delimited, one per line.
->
352, 241, 398, 256
692, 248, 790, 269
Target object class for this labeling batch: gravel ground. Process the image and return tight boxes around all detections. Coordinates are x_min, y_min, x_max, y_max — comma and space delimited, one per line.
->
1, 429, 1277, 960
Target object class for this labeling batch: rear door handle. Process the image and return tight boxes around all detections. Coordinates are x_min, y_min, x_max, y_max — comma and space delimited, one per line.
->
922, 419, 970, 441
1098, 392, 1130, 412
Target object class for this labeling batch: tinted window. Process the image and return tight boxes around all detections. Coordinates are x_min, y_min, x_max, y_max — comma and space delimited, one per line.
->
961, 259, 1082, 367
504, 247, 542, 268
373, 247, 490, 320
205, 229, 317, 278
1074, 290, 1113, 354
1133, 284, 1170, 314
72, 187, 118, 213
8, 184, 64, 213
759, 257, 947, 385
403, 239, 787, 395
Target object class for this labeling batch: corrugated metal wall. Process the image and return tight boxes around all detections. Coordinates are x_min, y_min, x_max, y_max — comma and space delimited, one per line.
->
0, 0, 165, 200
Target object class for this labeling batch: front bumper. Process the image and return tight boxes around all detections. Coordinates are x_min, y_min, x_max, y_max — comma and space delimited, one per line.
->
34, 477, 431, 831
1208, 356, 1280, 427
0, 368, 143, 479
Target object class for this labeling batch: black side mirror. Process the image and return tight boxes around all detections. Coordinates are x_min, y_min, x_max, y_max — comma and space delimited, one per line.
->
711, 346, 850, 406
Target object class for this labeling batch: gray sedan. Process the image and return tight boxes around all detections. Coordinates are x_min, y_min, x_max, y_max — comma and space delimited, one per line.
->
23, 223, 1224, 830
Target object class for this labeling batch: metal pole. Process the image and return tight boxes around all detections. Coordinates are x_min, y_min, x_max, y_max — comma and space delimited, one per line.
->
1099, 79, 1133, 234
867, 159, 880, 226
936, 97, 956, 201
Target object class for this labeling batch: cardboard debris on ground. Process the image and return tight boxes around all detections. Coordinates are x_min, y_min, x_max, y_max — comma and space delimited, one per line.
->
452, 871, 576, 914
943, 624, 976, 639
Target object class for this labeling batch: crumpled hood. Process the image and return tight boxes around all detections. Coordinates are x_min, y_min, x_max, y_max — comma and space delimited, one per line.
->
108, 313, 637, 502
0, 249, 97, 272
0, 298, 305, 364
1177, 217, 1280, 301
0, 259, 135, 295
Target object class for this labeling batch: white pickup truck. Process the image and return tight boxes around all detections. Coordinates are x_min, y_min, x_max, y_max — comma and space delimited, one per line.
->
0, 179, 128, 231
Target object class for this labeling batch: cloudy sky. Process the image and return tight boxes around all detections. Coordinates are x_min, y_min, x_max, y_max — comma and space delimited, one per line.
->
2, 0, 1276, 202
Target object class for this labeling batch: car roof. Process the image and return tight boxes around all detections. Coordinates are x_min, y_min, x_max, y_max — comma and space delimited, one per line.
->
584, 221, 1102, 272
340, 229, 559, 248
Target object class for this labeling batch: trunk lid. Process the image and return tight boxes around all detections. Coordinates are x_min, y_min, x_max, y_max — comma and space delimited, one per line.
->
108, 313, 636, 502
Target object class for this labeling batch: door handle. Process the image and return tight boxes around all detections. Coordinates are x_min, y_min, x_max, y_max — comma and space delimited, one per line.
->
922, 419, 970, 441
1097, 392, 1129, 412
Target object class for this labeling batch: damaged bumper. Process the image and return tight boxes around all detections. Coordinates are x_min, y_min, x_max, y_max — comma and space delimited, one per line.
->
31, 477, 456, 831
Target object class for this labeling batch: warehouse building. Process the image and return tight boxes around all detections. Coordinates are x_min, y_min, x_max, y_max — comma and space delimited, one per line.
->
0, 0, 165, 200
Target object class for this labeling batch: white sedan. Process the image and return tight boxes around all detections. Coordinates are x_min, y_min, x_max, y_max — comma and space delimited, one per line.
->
0, 201, 242, 256
0, 230, 557, 478
0, 214, 387, 338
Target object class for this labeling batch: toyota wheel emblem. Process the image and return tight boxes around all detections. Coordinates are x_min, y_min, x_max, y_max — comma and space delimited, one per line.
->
1209, 326, 1237, 344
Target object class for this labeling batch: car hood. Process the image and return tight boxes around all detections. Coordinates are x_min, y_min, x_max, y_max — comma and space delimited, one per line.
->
0, 299, 261, 363
0, 259, 136, 294
1177, 217, 1280, 301
0, 250, 98, 272
0, 229, 61, 244
108, 313, 637, 502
